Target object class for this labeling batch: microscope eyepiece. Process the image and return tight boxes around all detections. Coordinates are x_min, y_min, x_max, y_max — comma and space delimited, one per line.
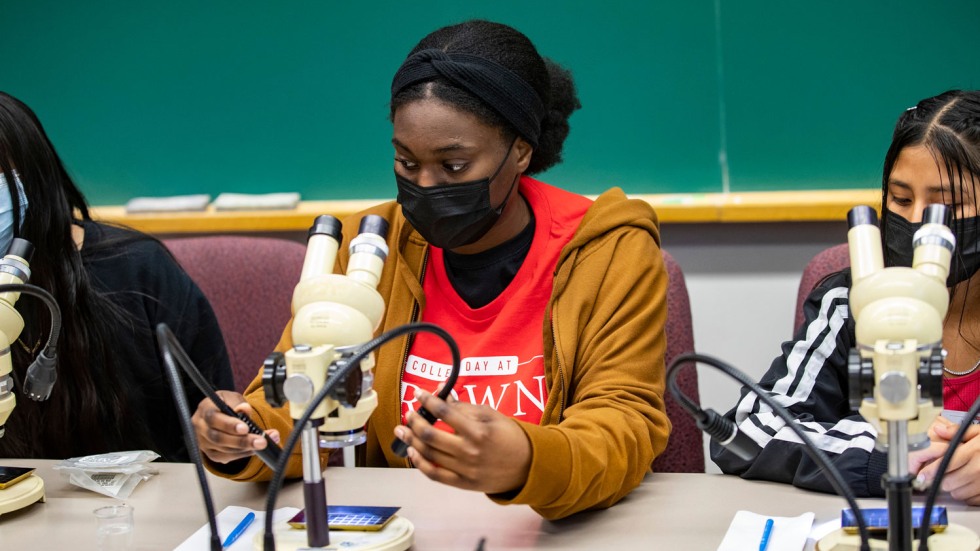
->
922, 204, 950, 226
847, 206, 878, 228
358, 215, 389, 240
6, 238, 34, 263
308, 215, 343, 242
913, 205, 955, 253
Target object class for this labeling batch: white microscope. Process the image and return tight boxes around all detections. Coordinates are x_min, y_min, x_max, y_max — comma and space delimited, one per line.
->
260, 214, 413, 551
818, 205, 979, 550
0, 238, 59, 516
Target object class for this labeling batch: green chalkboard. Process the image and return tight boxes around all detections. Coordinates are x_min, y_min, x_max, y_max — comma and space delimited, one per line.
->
2, 1, 978, 205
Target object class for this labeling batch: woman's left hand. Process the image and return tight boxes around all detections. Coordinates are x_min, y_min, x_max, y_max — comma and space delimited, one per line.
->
917, 420, 980, 505
394, 391, 532, 494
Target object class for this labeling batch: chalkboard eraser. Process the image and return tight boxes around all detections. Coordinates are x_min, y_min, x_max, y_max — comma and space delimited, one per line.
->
125, 194, 211, 213
212, 192, 301, 211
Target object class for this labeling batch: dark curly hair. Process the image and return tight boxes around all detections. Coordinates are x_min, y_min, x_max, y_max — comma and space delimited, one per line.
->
390, 20, 581, 175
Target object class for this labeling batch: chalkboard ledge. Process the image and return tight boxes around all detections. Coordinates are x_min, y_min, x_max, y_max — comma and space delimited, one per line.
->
89, 189, 880, 234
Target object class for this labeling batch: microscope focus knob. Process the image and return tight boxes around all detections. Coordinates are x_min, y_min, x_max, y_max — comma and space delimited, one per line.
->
879, 372, 912, 404
919, 347, 945, 407
848, 348, 875, 411
328, 357, 363, 408
262, 352, 288, 408
283, 373, 315, 404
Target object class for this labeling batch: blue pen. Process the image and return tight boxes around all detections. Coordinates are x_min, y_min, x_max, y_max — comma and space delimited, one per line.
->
222, 511, 256, 549
759, 518, 774, 551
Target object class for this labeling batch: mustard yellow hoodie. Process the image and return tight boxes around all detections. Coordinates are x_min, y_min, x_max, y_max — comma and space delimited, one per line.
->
220, 181, 670, 520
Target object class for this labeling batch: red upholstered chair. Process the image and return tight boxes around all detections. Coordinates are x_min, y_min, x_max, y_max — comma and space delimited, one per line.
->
164, 236, 307, 393
652, 250, 704, 473
794, 243, 850, 335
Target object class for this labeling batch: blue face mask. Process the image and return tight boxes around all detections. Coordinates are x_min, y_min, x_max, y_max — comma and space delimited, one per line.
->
0, 171, 28, 256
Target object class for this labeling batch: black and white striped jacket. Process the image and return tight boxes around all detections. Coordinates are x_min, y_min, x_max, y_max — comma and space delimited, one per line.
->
710, 269, 889, 497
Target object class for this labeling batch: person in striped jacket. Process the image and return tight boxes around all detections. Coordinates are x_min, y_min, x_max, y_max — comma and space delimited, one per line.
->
712, 90, 980, 505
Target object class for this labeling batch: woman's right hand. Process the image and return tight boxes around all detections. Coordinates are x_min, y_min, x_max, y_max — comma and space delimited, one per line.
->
913, 417, 980, 505
192, 391, 280, 464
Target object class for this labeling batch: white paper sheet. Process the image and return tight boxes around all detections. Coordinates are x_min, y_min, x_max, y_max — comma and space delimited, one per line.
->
717, 509, 815, 551
174, 505, 300, 551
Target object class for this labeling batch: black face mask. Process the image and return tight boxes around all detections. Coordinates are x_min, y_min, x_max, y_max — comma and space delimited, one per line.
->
396, 142, 518, 249
884, 210, 980, 286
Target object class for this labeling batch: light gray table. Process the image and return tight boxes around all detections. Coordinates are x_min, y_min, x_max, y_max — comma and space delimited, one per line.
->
1, 459, 977, 550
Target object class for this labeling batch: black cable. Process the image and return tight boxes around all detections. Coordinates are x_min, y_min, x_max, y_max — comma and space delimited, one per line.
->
916, 390, 980, 551
155, 317, 281, 468
262, 321, 461, 551
156, 323, 221, 551
0, 283, 61, 350
0, 283, 62, 401
667, 352, 871, 551
390, 322, 463, 456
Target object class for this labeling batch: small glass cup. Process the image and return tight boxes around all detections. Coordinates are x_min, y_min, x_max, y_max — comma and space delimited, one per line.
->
93, 504, 134, 551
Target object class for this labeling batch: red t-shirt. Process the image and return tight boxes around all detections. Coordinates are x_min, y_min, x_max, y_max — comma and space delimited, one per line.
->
943, 369, 980, 424
400, 177, 591, 427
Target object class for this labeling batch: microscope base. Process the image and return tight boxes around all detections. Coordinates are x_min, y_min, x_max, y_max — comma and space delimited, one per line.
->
816, 523, 980, 550
253, 515, 413, 551
0, 474, 45, 516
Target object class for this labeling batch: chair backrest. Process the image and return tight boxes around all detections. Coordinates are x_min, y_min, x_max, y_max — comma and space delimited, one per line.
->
794, 243, 850, 335
652, 250, 704, 473
164, 235, 307, 393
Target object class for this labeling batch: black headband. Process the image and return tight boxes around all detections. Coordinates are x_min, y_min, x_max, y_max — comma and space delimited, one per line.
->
391, 49, 546, 147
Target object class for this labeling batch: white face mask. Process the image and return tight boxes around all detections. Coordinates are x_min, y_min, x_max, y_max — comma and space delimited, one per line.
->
0, 171, 28, 255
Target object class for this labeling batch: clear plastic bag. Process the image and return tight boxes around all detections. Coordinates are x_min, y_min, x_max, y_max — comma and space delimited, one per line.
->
52, 450, 160, 499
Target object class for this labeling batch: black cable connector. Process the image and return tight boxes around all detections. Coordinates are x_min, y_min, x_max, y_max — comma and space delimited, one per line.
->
23, 348, 57, 400
391, 408, 437, 458
694, 408, 758, 461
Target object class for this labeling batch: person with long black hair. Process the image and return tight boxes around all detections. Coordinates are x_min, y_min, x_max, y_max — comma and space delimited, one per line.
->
712, 90, 980, 505
0, 91, 233, 462
193, 20, 670, 520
